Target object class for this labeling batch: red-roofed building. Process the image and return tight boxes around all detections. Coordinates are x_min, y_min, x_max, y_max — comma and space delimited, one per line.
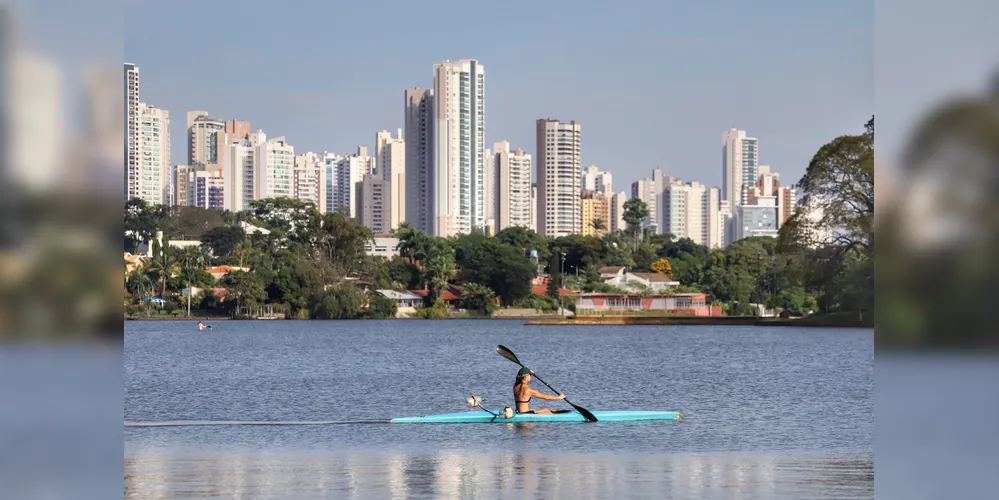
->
530, 286, 579, 297
409, 288, 462, 303
574, 292, 721, 316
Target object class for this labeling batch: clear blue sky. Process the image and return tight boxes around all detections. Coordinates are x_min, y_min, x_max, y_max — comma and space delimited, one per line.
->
123, 0, 874, 191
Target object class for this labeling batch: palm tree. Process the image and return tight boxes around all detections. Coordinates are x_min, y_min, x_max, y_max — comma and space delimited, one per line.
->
395, 223, 433, 264
232, 243, 250, 269
591, 218, 606, 233
143, 237, 179, 298
126, 270, 155, 317
179, 246, 206, 317
423, 252, 455, 304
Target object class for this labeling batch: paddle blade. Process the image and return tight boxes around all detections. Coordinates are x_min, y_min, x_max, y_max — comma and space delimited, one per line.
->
569, 402, 599, 422
495, 345, 522, 366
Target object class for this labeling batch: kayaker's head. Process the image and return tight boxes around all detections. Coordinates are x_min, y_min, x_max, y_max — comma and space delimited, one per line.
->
516, 367, 533, 383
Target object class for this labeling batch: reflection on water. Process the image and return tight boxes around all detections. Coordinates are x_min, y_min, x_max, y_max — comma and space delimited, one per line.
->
124, 449, 872, 499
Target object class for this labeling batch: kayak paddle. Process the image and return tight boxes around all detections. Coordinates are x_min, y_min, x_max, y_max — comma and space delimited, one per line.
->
496, 344, 598, 422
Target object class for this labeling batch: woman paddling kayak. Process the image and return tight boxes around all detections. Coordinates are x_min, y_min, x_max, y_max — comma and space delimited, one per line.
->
513, 367, 565, 414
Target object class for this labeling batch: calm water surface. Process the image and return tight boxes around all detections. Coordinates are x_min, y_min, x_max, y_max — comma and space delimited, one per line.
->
124, 320, 873, 499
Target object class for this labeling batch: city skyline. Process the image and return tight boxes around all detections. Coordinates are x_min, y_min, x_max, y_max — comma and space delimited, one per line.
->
123, 0, 874, 192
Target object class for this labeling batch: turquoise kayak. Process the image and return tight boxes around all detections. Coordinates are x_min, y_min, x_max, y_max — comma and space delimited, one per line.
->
391, 410, 680, 424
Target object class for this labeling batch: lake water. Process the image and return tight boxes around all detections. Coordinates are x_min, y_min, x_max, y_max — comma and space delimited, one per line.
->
124, 320, 873, 499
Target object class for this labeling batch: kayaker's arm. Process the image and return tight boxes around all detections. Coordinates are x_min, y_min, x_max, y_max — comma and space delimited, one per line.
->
530, 387, 566, 401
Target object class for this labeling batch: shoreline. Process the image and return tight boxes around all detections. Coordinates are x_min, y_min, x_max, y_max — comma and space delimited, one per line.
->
124, 315, 871, 328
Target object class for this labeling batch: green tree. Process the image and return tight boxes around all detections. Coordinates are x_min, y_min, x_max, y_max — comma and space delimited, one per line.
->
622, 198, 649, 247
200, 225, 245, 260
388, 258, 421, 289
222, 271, 268, 318
178, 246, 207, 317
143, 236, 179, 298
124, 198, 158, 253
310, 283, 367, 319
459, 282, 498, 316
422, 241, 456, 305
365, 292, 398, 319
495, 226, 550, 261
395, 222, 435, 263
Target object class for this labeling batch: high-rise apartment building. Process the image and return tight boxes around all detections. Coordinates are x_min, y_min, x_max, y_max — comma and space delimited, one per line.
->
124, 63, 141, 200
225, 119, 251, 142
293, 152, 323, 209
334, 146, 374, 218
181, 164, 224, 210
529, 183, 537, 233
321, 152, 342, 214
254, 134, 294, 200
223, 132, 263, 212
404, 87, 433, 232
483, 146, 494, 231
134, 102, 170, 205
582, 165, 613, 196
736, 196, 779, 240
173, 165, 191, 207
429, 59, 486, 237
706, 186, 722, 249
360, 173, 391, 233
610, 192, 627, 234
662, 181, 706, 244
493, 141, 532, 232
777, 186, 796, 226
719, 200, 734, 246
661, 181, 723, 248
581, 191, 610, 238
376, 128, 406, 230
722, 128, 759, 209
187, 111, 225, 167
536, 118, 581, 237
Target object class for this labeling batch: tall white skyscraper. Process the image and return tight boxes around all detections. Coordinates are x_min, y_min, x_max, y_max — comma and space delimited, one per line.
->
706, 186, 722, 249
662, 181, 722, 247
722, 128, 759, 209
187, 111, 225, 167
135, 103, 170, 205
293, 152, 324, 209
124, 62, 140, 200
334, 146, 375, 218
582, 165, 613, 195
493, 140, 532, 232
376, 128, 406, 230
483, 146, 494, 230
719, 200, 734, 246
223, 133, 263, 212
321, 152, 342, 214
404, 87, 433, 232
254, 133, 294, 200
610, 192, 627, 234
430, 59, 486, 237
536, 118, 582, 237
